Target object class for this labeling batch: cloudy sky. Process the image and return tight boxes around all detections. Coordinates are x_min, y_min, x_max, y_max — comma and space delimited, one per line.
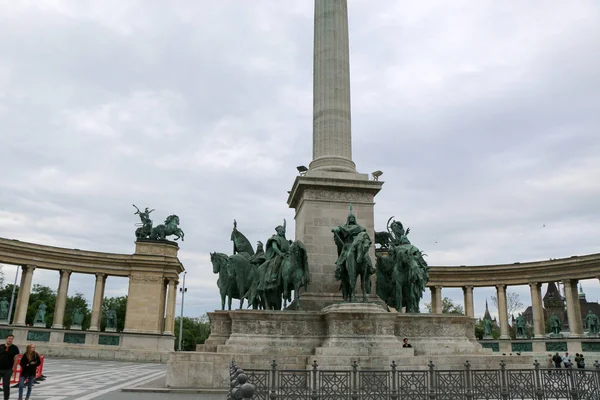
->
1, 0, 599, 321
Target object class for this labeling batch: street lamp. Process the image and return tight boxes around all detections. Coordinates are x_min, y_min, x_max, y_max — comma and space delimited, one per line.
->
177, 271, 187, 351
7, 266, 19, 324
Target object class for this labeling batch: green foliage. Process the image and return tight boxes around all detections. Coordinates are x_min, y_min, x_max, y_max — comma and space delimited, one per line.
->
173, 314, 211, 351
0, 284, 18, 323
424, 297, 465, 314
64, 292, 91, 330
101, 296, 127, 332
475, 318, 500, 340
26, 284, 57, 327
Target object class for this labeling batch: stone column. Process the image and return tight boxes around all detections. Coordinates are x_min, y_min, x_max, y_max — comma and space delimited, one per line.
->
89, 273, 107, 331
13, 265, 35, 326
52, 270, 72, 329
163, 278, 178, 335
496, 284, 510, 339
430, 286, 443, 314
309, 0, 356, 172
529, 282, 545, 338
564, 279, 583, 337
463, 286, 474, 317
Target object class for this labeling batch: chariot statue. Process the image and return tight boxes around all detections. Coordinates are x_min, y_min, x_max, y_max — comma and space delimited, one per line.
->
133, 204, 184, 241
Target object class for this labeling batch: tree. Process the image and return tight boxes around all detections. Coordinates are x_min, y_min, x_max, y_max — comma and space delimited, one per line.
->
474, 318, 501, 340
425, 297, 464, 314
64, 292, 91, 330
101, 296, 127, 332
26, 284, 56, 327
491, 291, 524, 317
173, 314, 211, 351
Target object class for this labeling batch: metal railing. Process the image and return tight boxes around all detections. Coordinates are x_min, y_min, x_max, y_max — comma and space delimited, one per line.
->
239, 359, 600, 400
228, 359, 256, 400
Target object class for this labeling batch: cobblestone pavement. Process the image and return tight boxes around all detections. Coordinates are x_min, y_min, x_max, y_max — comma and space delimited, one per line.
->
1, 358, 225, 400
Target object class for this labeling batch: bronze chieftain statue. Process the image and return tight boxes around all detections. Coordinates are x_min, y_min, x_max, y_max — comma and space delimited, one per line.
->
376, 217, 429, 313
211, 220, 309, 311
332, 205, 375, 302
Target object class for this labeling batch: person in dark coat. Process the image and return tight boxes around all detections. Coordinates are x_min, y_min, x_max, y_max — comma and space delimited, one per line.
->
552, 352, 562, 368
18, 344, 40, 400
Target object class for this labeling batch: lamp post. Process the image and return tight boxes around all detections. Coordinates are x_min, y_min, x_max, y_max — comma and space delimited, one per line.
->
178, 271, 187, 351
7, 266, 19, 324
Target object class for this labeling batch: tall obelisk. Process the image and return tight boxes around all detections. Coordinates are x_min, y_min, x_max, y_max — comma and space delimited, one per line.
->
287, 0, 383, 310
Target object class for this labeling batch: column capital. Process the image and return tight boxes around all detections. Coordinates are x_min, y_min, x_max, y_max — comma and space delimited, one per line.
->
95, 272, 107, 279
22, 264, 36, 272
528, 282, 541, 288
61, 269, 72, 277
495, 284, 506, 291
463, 285, 473, 291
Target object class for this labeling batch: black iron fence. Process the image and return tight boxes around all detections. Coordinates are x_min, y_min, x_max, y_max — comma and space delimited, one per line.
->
240, 359, 600, 400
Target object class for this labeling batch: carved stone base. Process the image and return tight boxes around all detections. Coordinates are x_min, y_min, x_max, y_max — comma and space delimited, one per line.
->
167, 306, 534, 390
105, 327, 117, 332
548, 333, 564, 338
33, 322, 46, 328
70, 324, 82, 330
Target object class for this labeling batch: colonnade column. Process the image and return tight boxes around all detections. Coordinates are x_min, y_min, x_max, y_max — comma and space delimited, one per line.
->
163, 278, 178, 335
529, 282, 545, 338
13, 265, 35, 326
496, 284, 510, 339
564, 279, 583, 337
430, 286, 443, 314
89, 273, 107, 331
463, 286, 474, 317
52, 269, 72, 329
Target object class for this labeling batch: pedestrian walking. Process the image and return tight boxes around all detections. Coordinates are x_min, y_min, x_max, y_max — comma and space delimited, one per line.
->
0, 334, 20, 400
577, 353, 585, 369
18, 344, 40, 400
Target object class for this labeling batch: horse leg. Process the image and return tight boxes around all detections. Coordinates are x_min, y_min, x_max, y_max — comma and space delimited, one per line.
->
347, 260, 357, 302
221, 293, 225, 311
239, 298, 244, 310
295, 281, 302, 311
361, 268, 368, 302
228, 296, 232, 311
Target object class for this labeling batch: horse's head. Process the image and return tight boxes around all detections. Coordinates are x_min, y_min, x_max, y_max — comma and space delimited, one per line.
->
165, 214, 180, 226
355, 232, 372, 263
210, 252, 228, 274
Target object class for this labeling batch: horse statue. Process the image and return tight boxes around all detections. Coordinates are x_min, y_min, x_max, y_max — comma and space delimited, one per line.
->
210, 252, 257, 310
281, 240, 310, 310
375, 216, 429, 312
150, 215, 185, 241
339, 231, 374, 302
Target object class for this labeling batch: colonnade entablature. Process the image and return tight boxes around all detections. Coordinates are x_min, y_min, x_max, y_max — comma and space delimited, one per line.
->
0, 237, 184, 337
426, 252, 600, 340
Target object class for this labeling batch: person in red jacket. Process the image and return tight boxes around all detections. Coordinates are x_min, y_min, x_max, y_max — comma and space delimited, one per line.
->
18, 344, 39, 400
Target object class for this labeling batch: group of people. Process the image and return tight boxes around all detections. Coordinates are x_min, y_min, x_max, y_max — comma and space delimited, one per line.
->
548, 352, 586, 369
0, 335, 40, 400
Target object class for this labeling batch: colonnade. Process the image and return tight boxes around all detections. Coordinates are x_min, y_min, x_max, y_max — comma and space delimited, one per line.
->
429, 278, 589, 338
8, 264, 180, 335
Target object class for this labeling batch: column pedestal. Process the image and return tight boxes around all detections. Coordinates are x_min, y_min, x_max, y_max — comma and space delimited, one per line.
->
287, 173, 383, 311
431, 286, 443, 314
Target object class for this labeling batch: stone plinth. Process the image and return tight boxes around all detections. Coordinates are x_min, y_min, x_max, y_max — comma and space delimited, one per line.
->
287, 173, 383, 310
167, 305, 533, 390
134, 239, 179, 257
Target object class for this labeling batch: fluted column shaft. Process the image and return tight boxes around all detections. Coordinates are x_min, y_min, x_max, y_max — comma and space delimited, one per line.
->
496, 284, 510, 339
89, 273, 106, 331
14, 265, 35, 326
463, 286, 474, 317
430, 286, 442, 314
163, 279, 178, 335
565, 279, 583, 337
52, 270, 72, 329
529, 282, 545, 338
309, 0, 356, 172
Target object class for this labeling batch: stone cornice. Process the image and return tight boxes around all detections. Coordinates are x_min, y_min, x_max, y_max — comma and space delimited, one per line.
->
428, 253, 600, 287
0, 237, 184, 277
